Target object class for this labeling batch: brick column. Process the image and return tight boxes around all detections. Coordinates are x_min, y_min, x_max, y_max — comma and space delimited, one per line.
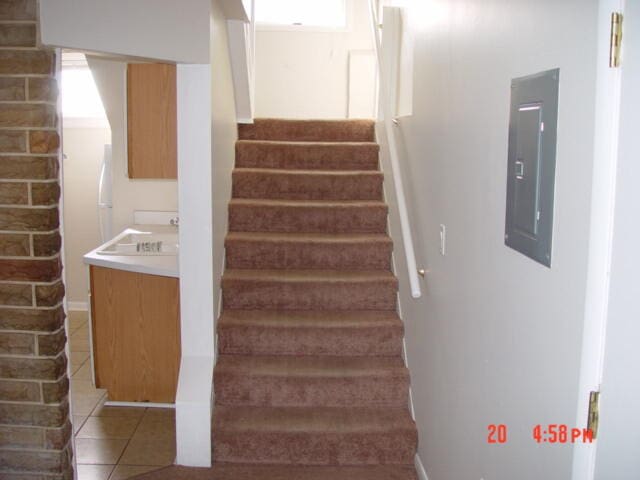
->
0, 1, 72, 478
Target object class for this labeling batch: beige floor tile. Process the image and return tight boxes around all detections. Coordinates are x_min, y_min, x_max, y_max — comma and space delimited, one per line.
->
118, 435, 175, 466
141, 408, 175, 420
73, 415, 88, 434
71, 379, 105, 396
109, 465, 162, 480
92, 399, 147, 419
75, 438, 128, 464
72, 390, 107, 416
77, 416, 141, 439
68, 310, 88, 333
70, 328, 90, 352
134, 414, 175, 439
73, 361, 93, 380
71, 351, 90, 367
76, 464, 115, 480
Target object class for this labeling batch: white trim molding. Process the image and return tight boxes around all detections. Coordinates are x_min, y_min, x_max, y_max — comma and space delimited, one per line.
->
415, 454, 429, 480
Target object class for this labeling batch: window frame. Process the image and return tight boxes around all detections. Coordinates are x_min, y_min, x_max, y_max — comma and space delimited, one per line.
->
255, 0, 353, 33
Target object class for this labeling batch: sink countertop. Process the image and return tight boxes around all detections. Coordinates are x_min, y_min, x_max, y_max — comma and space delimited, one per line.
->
83, 225, 179, 278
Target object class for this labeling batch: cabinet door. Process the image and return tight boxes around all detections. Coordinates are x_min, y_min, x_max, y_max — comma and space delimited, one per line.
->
127, 63, 177, 179
90, 266, 181, 402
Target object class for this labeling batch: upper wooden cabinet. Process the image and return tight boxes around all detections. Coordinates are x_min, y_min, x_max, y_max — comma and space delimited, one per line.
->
127, 63, 177, 179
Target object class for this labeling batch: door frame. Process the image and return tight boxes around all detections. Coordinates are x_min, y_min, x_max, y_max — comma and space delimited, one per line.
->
571, 1, 624, 478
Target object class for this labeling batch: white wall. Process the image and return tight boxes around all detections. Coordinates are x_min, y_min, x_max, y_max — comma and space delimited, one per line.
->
86, 57, 178, 234
253, 0, 374, 119
39, 0, 210, 63
378, 1, 600, 478
62, 126, 110, 305
211, 10, 239, 316
594, 2, 640, 477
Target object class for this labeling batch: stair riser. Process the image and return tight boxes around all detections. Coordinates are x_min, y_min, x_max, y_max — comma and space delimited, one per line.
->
217, 325, 404, 356
232, 171, 383, 201
229, 204, 388, 234
222, 280, 397, 311
235, 142, 379, 171
214, 374, 409, 408
212, 431, 417, 466
238, 120, 375, 142
225, 240, 392, 270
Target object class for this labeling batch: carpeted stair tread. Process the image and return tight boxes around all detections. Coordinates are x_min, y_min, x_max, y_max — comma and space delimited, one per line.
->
225, 232, 392, 270
221, 270, 397, 311
235, 140, 380, 171
228, 199, 388, 234
131, 464, 418, 480
212, 406, 417, 465
238, 119, 375, 142
214, 355, 409, 407
213, 405, 415, 434
223, 268, 397, 283
215, 354, 406, 376
232, 168, 384, 201
217, 310, 404, 356
217, 309, 402, 327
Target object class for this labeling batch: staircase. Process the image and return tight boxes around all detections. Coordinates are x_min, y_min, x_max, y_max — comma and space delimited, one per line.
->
212, 119, 418, 479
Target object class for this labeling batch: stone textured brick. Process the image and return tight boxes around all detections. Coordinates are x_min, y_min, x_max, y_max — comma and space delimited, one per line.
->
28, 78, 58, 103
31, 182, 60, 206
0, 425, 43, 449
0, 156, 58, 180
0, 77, 25, 101
0, 447, 70, 473
0, 130, 27, 153
0, 51, 54, 75
0, 181, 28, 204
0, 306, 65, 332
0, 24, 36, 47
0, 354, 66, 381
0, 282, 32, 306
0, 207, 59, 231
41, 376, 68, 404
0, 0, 37, 21
0, 233, 29, 256
29, 131, 59, 154
0, 258, 61, 282
44, 420, 71, 449
0, 104, 57, 128
0, 399, 68, 428
0, 380, 40, 402
0, 332, 35, 355
37, 328, 66, 356
35, 281, 64, 307
32, 232, 61, 257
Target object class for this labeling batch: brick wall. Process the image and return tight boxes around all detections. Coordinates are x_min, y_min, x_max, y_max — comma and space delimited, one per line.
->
0, 0, 72, 478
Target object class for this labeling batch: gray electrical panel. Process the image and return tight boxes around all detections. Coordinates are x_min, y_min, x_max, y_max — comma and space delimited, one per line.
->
505, 68, 559, 267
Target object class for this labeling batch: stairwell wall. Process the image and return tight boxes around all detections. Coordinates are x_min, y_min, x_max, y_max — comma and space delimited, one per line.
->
253, 0, 374, 119
378, 1, 600, 479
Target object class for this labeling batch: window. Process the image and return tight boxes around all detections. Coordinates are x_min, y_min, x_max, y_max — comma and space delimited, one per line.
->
61, 53, 108, 124
255, 0, 347, 29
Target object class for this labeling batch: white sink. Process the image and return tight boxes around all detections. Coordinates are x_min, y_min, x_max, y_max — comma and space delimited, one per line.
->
97, 231, 178, 256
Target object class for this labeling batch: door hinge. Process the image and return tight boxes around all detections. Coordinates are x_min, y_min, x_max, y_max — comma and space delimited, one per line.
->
587, 390, 600, 439
610, 12, 623, 68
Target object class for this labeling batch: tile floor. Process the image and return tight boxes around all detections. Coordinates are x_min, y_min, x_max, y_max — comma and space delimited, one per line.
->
68, 311, 176, 480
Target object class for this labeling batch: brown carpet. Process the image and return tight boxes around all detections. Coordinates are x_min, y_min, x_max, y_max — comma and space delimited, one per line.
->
135, 119, 418, 479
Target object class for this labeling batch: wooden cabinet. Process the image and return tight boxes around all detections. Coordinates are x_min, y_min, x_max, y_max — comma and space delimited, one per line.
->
127, 63, 177, 179
90, 266, 181, 403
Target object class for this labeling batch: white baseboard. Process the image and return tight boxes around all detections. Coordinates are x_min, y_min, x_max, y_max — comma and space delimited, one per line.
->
67, 301, 88, 311
416, 454, 429, 480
